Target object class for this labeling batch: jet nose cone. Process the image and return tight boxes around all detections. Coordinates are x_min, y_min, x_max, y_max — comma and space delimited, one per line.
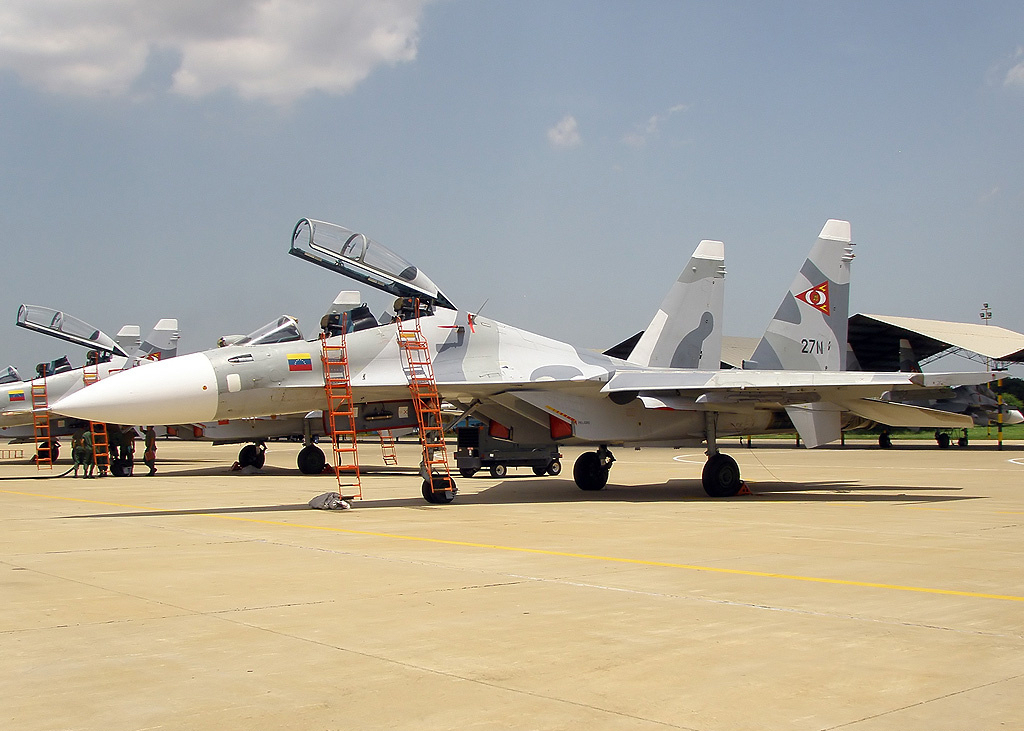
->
52, 352, 219, 425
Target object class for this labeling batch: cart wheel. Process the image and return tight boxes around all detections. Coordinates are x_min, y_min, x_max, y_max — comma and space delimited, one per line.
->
459, 467, 478, 478
532, 465, 546, 476
546, 460, 561, 476
490, 463, 507, 478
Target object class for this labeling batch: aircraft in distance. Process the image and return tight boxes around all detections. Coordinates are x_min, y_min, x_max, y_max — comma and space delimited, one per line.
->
51, 218, 996, 503
0, 307, 179, 461
861, 338, 1023, 447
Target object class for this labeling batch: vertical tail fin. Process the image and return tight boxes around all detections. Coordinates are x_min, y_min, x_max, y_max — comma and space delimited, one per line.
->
130, 319, 180, 364
744, 219, 853, 372
628, 239, 725, 369
115, 325, 142, 354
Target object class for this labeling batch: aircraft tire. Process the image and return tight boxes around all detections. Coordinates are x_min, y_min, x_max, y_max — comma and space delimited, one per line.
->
491, 463, 507, 478
958, 436, 969, 447
239, 444, 265, 469
421, 475, 457, 504
878, 432, 892, 449
574, 452, 609, 491
36, 441, 59, 463
546, 460, 562, 476
936, 432, 951, 449
297, 445, 326, 475
702, 453, 741, 498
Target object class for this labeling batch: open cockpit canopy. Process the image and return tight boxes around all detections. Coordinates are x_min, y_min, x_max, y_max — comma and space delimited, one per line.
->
236, 315, 303, 346
289, 218, 456, 310
17, 305, 128, 358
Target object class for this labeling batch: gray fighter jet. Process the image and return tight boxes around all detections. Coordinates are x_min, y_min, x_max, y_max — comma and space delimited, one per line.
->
0, 307, 179, 461
51, 218, 995, 502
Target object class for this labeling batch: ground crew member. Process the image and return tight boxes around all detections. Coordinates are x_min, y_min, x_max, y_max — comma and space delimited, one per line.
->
82, 429, 95, 479
144, 426, 157, 476
71, 428, 87, 477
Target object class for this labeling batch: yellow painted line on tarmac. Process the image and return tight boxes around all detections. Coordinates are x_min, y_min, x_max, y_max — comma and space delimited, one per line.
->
5, 487, 1024, 603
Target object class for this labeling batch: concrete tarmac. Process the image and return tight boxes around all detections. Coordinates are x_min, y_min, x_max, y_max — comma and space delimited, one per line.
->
2, 439, 1023, 730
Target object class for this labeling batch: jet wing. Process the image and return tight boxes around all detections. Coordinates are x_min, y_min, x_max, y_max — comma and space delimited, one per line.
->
602, 368, 995, 408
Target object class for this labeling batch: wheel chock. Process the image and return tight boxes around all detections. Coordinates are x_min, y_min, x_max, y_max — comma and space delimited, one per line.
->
736, 481, 753, 496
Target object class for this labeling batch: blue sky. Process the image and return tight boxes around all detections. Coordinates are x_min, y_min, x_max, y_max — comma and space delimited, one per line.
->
1, 1, 1022, 376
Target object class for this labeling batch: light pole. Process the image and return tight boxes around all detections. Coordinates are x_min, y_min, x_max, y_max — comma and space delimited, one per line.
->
980, 303, 1003, 449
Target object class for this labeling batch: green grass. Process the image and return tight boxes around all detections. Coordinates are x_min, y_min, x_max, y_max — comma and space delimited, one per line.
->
750, 424, 1024, 441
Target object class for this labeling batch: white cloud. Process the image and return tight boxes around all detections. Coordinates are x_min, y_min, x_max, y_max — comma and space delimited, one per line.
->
547, 114, 581, 148
0, 0, 428, 104
1006, 55, 1024, 87
623, 103, 687, 147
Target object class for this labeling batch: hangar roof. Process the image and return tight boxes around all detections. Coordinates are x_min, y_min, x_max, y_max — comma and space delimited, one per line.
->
848, 314, 1024, 371
721, 336, 758, 369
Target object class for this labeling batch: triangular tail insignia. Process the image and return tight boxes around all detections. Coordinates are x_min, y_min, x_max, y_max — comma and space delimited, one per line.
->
795, 281, 830, 315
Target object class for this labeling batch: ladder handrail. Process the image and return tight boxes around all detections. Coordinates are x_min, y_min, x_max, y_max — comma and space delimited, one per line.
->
30, 378, 53, 470
320, 325, 362, 499
396, 306, 453, 494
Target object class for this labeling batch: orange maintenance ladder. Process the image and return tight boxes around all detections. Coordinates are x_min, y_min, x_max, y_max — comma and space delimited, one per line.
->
396, 305, 455, 503
30, 379, 53, 470
320, 330, 362, 499
82, 365, 111, 476
378, 429, 399, 466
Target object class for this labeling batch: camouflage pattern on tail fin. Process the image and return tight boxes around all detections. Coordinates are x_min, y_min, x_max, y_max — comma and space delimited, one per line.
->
628, 240, 725, 369
131, 319, 180, 364
744, 219, 853, 372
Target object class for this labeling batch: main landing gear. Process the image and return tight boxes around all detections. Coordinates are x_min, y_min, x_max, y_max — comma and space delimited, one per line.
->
700, 413, 744, 498
573, 446, 615, 490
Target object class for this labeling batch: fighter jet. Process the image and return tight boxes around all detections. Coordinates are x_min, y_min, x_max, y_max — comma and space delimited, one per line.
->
859, 338, 1024, 447
0, 308, 179, 461
51, 218, 995, 502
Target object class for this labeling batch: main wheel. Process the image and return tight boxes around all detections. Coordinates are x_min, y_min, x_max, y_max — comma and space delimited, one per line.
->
936, 432, 951, 449
574, 452, 609, 491
422, 474, 457, 504
546, 459, 562, 476
878, 432, 892, 449
702, 453, 741, 497
297, 445, 326, 475
490, 463, 507, 478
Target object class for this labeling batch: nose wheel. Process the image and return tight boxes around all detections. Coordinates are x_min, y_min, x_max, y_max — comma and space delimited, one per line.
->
573, 447, 615, 491
297, 444, 326, 474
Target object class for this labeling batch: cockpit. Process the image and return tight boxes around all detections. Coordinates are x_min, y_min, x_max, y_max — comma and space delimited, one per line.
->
0, 365, 20, 384
221, 315, 304, 347
17, 304, 127, 358
289, 218, 457, 311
